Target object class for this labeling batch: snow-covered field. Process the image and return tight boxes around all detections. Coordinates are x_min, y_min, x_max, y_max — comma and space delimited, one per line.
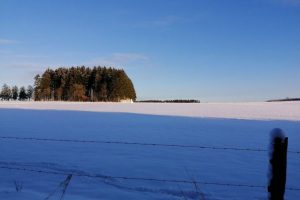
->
0, 102, 299, 199
0, 101, 300, 121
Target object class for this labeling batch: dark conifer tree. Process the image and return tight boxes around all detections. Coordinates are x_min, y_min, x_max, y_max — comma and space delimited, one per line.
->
40, 69, 52, 100
12, 86, 19, 100
19, 87, 27, 101
34, 75, 42, 101
0, 84, 12, 101
26, 85, 34, 101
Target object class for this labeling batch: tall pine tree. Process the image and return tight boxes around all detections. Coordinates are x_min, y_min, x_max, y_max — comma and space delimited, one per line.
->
26, 85, 34, 101
19, 87, 27, 101
0, 84, 11, 101
12, 86, 19, 100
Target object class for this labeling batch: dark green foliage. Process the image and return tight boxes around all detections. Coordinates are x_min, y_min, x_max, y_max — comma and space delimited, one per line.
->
137, 99, 200, 103
34, 66, 136, 102
26, 85, 34, 100
18, 87, 27, 101
0, 84, 33, 101
0, 84, 12, 100
12, 86, 19, 100
34, 75, 42, 101
267, 98, 300, 102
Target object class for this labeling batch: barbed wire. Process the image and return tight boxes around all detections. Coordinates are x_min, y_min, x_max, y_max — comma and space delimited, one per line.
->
2, 165, 297, 191
1, 165, 300, 191
0, 136, 299, 154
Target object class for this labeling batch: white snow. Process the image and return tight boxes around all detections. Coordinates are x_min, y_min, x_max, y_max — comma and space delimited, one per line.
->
0, 102, 299, 199
0, 101, 300, 121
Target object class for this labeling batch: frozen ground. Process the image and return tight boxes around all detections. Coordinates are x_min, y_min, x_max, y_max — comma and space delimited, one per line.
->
0, 102, 299, 199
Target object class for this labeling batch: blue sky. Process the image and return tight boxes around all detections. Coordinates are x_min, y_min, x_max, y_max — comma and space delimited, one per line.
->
0, 0, 300, 102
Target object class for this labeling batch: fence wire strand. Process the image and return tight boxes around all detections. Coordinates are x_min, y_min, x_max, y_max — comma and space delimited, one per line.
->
0, 136, 299, 154
1, 136, 300, 193
1, 165, 297, 191
1, 165, 300, 191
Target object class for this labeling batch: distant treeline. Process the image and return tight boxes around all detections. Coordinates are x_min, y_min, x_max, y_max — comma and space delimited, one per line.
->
34, 66, 136, 102
137, 99, 200, 103
267, 98, 300, 102
0, 84, 34, 101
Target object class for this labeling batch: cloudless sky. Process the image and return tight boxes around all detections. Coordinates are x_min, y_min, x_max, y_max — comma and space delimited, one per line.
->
0, 0, 299, 102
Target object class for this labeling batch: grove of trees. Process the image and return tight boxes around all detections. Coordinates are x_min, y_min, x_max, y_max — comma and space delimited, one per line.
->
137, 99, 200, 103
34, 66, 136, 102
0, 84, 34, 101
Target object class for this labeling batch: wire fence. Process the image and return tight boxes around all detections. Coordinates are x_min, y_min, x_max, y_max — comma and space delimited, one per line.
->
1, 165, 299, 191
1, 136, 299, 154
1, 134, 300, 198
1, 164, 300, 192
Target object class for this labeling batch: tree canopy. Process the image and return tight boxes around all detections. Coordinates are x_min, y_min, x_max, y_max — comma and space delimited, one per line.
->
34, 66, 136, 102
0, 85, 33, 101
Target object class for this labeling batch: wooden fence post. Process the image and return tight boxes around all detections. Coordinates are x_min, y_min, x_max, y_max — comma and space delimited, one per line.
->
268, 128, 288, 200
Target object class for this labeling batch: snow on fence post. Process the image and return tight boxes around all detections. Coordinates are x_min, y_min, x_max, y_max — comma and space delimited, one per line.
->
268, 128, 288, 200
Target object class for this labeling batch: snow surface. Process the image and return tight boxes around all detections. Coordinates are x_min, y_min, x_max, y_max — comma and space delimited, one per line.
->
0, 102, 300, 199
0, 101, 300, 121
